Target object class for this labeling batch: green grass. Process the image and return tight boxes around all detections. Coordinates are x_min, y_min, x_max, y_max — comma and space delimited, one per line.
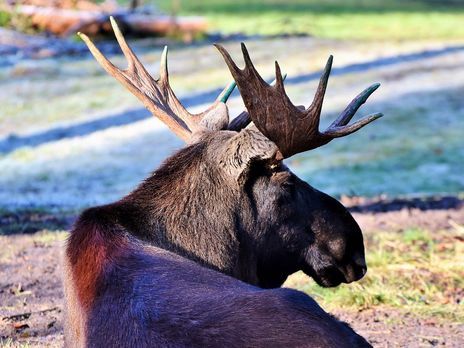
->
0, 10, 12, 27
154, 0, 464, 41
0, 7, 36, 35
285, 225, 464, 321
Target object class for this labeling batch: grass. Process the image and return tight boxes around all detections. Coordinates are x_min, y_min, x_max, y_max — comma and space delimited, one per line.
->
0, 8, 36, 35
0, 10, 11, 27
285, 225, 464, 322
1, 39, 463, 208
154, 0, 464, 41
290, 81, 464, 197
0, 339, 31, 348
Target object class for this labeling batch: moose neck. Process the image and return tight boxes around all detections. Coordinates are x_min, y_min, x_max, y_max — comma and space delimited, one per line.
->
113, 143, 259, 284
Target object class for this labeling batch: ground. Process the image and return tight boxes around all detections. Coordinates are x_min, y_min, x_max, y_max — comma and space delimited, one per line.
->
1, 200, 463, 347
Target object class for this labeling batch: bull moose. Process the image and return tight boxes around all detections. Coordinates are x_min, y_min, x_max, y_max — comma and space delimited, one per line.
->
64, 18, 382, 347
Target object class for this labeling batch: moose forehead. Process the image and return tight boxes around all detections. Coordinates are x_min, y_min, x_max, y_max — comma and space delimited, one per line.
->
198, 130, 349, 214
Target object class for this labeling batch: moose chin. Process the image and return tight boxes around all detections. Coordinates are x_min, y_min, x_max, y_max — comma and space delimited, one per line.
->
63, 17, 382, 347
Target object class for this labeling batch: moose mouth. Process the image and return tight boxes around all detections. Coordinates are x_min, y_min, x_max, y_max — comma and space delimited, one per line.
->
302, 265, 350, 288
310, 263, 367, 288
316, 268, 347, 288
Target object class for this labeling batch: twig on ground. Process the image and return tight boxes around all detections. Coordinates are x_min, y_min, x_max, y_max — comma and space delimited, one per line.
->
2, 306, 59, 322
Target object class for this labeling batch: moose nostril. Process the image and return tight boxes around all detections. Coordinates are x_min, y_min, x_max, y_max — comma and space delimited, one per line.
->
360, 265, 367, 277
353, 257, 367, 277
350, 264, 367, 281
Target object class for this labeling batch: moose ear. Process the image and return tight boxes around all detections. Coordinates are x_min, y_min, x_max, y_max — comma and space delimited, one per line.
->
218, 129, 279, 182
199, 102, 230, 131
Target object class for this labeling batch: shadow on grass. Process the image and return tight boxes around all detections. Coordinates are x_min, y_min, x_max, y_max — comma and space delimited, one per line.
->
0, 208, 74, 235
348, 195, 463, 213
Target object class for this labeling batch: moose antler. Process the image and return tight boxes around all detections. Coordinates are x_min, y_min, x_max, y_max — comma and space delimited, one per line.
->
215, 43, 383, 158
78, 17, 236, 142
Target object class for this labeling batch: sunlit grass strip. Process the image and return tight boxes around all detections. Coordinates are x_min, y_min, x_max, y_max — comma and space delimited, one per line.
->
205, 13, 464, 41
155, 0, 464, 41
285, 226, 464, 321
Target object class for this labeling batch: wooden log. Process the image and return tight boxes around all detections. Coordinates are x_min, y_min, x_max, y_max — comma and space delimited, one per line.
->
12, 5, 208, 38
15, 5, 105, 36
8, 0, 118, 11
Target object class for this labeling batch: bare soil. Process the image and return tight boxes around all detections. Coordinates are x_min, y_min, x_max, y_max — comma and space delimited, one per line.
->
1, 200, 463, 347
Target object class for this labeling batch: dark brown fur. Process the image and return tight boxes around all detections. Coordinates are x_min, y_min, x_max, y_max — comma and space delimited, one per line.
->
64, 130, 371, 347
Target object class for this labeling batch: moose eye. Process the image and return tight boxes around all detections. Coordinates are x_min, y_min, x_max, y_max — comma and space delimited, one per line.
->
268, 161, 285, 173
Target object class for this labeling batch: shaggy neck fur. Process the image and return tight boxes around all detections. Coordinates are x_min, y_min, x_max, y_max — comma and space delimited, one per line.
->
110, 141, 262, 284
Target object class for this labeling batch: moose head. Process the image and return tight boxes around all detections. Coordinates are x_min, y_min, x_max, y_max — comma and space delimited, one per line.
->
78, 18, 382, 289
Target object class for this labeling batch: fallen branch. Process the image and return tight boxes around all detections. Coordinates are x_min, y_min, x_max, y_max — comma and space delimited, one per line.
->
2, 306, 60, 322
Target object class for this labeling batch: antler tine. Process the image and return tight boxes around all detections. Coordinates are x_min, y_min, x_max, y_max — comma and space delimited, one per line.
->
80, 17, 236, 141
241, 43, 272, 89
324, 112, 383, 138
217, 81, 237, 103
329, 83, 381, 128
228, 111, 250, 131
78, 31, 121, 78
241, 43, 258, 74
156, 45, 199, 131
159, 46, 169, 84
156, 43, 236, 130
274, 61, 285, 91
214, 44, 242, 77
305, 56, 333, 125
110, 17, 169, 99
217, 43, 383, 158
110, 17, 137, 70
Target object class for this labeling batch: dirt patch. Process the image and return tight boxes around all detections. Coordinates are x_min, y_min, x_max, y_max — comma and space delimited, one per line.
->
1, 204, 463, 346
335, 308, 464, 348
0, 231, 65, 346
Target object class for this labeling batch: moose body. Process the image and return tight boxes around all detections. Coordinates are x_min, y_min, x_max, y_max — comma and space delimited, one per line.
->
64, 205, 370, 348
65, 18, 383, 347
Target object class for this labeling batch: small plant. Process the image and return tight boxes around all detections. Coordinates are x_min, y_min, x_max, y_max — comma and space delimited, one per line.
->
0, 8, 37, 34
0, 10, 12, 27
